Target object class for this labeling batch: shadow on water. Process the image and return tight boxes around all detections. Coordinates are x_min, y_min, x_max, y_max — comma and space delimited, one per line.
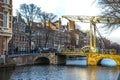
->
0, 67, 15, 80
34, 57, 50, 65
0, 62, 120, 80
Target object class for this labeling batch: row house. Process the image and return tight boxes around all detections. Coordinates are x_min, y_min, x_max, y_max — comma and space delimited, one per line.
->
67, 29, 89, 49
9, 15, 46, 54
8, 15, 89, 54
77, 30, 90, 48
33, 19, 71, 50
0, 0, 12, 55
67, 20, 90, 48
8, 14, 28, 54
8, 15, 60, 54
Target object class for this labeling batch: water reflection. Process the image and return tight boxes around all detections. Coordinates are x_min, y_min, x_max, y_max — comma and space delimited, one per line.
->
0, 60, 120, 80
0, 68, 14, 80
10, 65, 67, 80
66, 60, 86, 66
100, 58, 117, 66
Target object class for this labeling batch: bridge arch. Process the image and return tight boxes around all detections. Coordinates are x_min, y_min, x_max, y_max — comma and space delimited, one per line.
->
34, 57, 50, 65
87, 53, 120, 66
97, 58, 117, 66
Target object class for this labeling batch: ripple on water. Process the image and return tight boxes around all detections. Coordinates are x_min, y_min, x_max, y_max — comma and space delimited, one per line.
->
5, 61, 120, 80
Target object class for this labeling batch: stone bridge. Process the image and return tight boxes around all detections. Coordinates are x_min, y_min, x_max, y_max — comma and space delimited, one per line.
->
33, 53, 57, 64
33, 53, 66, 65
7, 53, 66, 66
87, 53, 120, 66
2, 52, 120, 66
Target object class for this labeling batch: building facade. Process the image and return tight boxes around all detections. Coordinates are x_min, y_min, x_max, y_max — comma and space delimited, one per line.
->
8, 15, 28, 54
8, 16, 90, 54
0, 0, 12, 55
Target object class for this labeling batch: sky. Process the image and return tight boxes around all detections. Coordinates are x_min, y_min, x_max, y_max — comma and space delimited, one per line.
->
13, 0, 120, 44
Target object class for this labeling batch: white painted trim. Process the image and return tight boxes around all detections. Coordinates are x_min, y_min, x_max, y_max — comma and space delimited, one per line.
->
0, 12, 3, 14
0, 19, 3, 21
3, 10, 9, 28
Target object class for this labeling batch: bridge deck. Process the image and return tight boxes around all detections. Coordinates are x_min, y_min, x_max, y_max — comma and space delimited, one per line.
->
60, 51, 86, 56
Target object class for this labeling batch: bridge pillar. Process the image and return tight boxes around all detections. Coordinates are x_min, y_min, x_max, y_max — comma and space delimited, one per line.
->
38, 53, 66, 65
87, 53, 99, 66
56, 55, 66, 65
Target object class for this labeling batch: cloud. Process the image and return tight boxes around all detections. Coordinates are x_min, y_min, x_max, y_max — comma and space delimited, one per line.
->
108, 28, 120, 44
13, 0, 60, 15
13, 0, 120, 44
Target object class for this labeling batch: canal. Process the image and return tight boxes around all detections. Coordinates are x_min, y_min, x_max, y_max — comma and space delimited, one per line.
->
0, 60, 120, 80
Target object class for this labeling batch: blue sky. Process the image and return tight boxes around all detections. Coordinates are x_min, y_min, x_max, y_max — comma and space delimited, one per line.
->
13, 0, 120, 44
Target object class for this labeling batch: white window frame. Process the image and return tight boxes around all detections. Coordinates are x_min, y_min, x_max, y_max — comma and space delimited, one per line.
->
3, 11, 9, 28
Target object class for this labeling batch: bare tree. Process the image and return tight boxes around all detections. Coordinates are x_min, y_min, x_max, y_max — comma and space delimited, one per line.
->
39, 12, 57, 22
38, 12, 57, 48
19, 3, 41, 53
97, 0, 120, 31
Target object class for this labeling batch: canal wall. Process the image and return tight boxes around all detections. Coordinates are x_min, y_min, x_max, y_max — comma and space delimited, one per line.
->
7, 54, 36, 66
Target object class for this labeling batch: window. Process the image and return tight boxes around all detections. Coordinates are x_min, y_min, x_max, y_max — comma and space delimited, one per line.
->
3, 36, 7, 51
4, 0, 8, 4
3, 11, 8, 27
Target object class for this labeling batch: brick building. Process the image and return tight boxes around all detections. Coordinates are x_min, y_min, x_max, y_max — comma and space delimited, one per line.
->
9, 15, 57, 54
0, 0, 12, 55
8, 14, 28, 54
8, 15, 89, 54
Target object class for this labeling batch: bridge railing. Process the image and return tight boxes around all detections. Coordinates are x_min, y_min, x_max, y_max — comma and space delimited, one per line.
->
101, 49, 116, 54
61, 48, 117, 54
60, 48, 86, 55
8, 53, 38, 58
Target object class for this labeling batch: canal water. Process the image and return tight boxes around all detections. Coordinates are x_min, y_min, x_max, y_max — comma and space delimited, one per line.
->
0, 60, 120, 80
